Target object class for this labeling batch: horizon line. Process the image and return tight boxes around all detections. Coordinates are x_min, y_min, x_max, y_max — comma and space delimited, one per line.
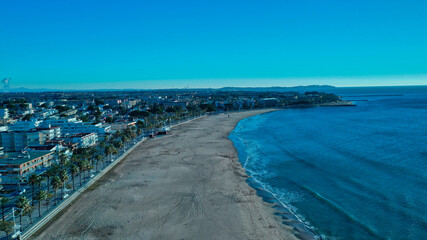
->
1, 84, 427, 92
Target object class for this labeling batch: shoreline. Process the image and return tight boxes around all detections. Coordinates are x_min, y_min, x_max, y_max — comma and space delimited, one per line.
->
229, 111, 318, 240
34, 109, 305, 240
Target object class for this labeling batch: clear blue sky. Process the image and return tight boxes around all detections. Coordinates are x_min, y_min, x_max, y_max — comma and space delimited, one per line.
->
1, 0, 426, 89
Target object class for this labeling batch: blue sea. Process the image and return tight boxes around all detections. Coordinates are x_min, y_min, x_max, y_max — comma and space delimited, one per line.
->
229, 86, 427, 240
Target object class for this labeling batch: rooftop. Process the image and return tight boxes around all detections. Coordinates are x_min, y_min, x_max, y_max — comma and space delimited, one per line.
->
26, 145, 57, 151
0, 151, 52, 165
70, 132, 96, 138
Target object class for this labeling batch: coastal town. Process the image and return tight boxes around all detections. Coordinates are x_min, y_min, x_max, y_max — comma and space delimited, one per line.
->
0, 88, 341, 239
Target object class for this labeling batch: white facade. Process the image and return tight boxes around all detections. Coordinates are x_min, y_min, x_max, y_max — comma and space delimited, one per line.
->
41, 118, 111, 137
0, 131, 42, 152
69, 133, 98, 148
35, 109, 58, 119
0, 109, 9, 119
36, 126, 61, 142
0, 125, 59, 152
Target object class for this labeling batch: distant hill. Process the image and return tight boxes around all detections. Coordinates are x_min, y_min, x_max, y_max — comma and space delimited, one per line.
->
3, 87, 57, 93
218, 85, 336, 92
2, 85, 335, 93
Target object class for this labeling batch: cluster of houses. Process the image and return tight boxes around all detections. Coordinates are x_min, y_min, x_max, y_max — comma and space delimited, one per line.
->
0, 117, 110, 185
0, 96, 155, 186
0, 89, 337, 187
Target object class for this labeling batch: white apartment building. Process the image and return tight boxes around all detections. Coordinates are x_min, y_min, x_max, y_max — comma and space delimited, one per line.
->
67, 132, 98, 148
0, 124, 60, 152
40, 118, 111, 137
35, 109, 58, 119
0, 109, 9, 119
0, 131, 43, 152
35, 126, 61, 142
8, 120, 41, 132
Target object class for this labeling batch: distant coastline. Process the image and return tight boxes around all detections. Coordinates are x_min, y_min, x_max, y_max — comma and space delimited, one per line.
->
318, 100, 356, 107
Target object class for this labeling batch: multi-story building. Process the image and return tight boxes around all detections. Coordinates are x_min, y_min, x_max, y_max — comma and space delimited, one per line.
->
8, 120, 41, 132
0, 124, 60, 152
59, 132, 98, 148
0, 131, 43, 152
34, 109, 58, 119
35, 126, 61, 142
0, 151, 54, 184
40, 118, 111, 137
123, 99, 140, 109
105, 99, 122, 106
258, 98, 279, 107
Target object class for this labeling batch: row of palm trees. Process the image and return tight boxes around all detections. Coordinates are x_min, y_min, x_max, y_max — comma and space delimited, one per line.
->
0, 126, 142, 238
0, 122, 176, 238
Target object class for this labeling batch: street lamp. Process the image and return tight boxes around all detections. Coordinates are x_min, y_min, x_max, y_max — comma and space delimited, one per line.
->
11, 207, 22, 239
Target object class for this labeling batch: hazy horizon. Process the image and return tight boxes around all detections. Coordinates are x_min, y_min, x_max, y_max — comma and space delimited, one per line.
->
2, 82, 427, 92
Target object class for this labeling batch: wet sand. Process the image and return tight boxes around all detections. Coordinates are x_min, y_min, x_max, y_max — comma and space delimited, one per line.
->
33, 110, 302, 240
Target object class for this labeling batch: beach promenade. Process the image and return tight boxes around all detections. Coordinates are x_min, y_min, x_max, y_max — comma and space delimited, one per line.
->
33, 109, 299, 240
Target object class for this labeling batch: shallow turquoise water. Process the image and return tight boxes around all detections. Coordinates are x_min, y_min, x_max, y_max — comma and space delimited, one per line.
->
230, 87, 427, 239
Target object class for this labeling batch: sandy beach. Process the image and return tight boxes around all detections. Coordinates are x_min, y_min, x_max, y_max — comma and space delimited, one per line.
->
33, 109, 302, 240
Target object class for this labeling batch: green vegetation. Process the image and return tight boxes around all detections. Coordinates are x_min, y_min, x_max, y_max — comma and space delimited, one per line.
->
54, 105, 71, 113
35, 191, 48, 217
0, 198, 9, 221
0, 221, 13, 240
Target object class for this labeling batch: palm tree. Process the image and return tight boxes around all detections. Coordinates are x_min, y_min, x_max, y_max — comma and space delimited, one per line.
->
130, 131, 136, 139
0, 197, 9, 221
59, 169, 69, 200
109, 146, 119, 162
0, 221, 13, 240
113, 141, 123, 152
51, 176, 62, 205
43, 167, 56, 192
70, 164, 79, 191
28, 173, 40, 206
122, 136, 129, 149
22, 201, 33, 224
112, 146, 119, 156
95, 154, 103, 172
86, 160, 94, 177
45, 192, 54, 211
99, 154, 107, 170
80, 160, 92, 182
104, 145, 112, 161
38, 175, 46, 191
59, 152, 68, 166
70, 154, 80, 163
77, 161, 85, 185
16, 196, 30, 226
34, 190, 48, 217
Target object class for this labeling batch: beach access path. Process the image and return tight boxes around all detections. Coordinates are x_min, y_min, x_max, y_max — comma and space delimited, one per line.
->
33, 109, 300, 240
